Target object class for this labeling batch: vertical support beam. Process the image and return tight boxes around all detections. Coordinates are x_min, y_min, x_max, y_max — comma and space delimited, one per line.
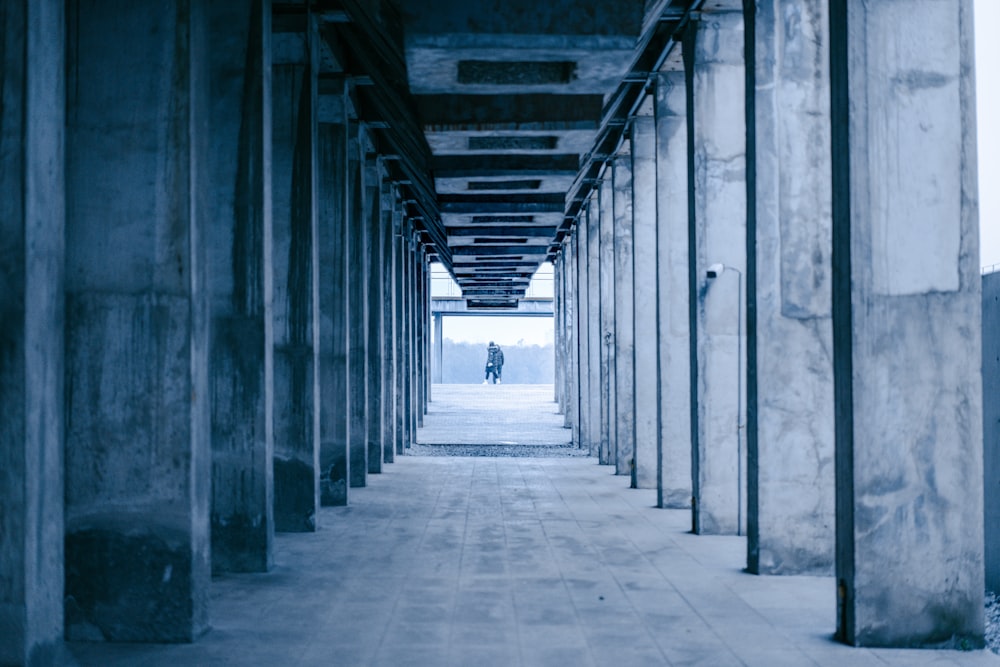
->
271, 20, 320, 529
64, 0, 211, 640
985, 271, 1000, 592
409, 238, 420, 436
747, 0, 834, 575
554, 259, 564, 406
393, 209, 407, 454
655, 68, 692, 509
424, 257, 432, 406
613, 154, 635, 478
574, 215, 588, 449
416, 254, 427, 423
365, 154, 383, 475
433, 312, 444, 384
317, 80, 349, 505
0, 0, 65, 660
831, 0, 983, 647
631, 115, 658, 490
598, 176, 616, 466
207, 0, 274, 568
563, 242, 577, 432
685, 11, 747, 535
586, 198, 602, 458
381, 180, 396, 465
346, 124, 368, 487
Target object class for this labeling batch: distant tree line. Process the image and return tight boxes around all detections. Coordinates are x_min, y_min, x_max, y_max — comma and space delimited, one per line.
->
440, 339, 554, 384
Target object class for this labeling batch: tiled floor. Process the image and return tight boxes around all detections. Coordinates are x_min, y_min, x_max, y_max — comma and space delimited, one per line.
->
66, 386, 1000, 666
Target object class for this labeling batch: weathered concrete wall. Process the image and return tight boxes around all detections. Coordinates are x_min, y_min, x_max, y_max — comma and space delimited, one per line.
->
631, 115, 658, 490
655, 68, 692, 509
64, 0, 211, 641
832, 0, 983, 647
686, 10, 747, 535
318, 99, 350, 506
272, 30, 320, 530
986, 271, 1000, 592
746, 0, 834, 575
613, 155, 636, 478
0, 0, 65, 662
207, 0, 275, 573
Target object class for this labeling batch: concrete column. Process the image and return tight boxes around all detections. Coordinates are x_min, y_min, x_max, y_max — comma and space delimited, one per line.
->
554, 259, 564, 406
381, 181, 397, 465
365, 155, 383, 475
747, 0, 834, 575
317, 83, 350, 506
574, 213, 589, 449
434, 312, 444, 384
832, 0, 983, 647
598, 176, 616, 466
685, 10, 747, 535
0, 0, 64, 660
271, 23, 320, 529
613, 155, 635, 478
409, 241, 420, 435
64, 0, 211, 640
655, 68, 692, 509
417, 254, 428, 422
424, 258, 432, 407
563, 242, 577, 432
346, 124, 369, 486
393, 209, 407, 454
985, 271, 1000, 592
401, 223, 414, 450
207, 0, 275, 568
586, 198, 602, 458
631, 115, 658, 490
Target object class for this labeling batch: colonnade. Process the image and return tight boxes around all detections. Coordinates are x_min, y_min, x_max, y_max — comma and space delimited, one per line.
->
552, 0, 984, 647
2, 0, 431, 658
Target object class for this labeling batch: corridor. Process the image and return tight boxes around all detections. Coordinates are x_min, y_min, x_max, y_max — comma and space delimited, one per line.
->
66, 389, 999, 667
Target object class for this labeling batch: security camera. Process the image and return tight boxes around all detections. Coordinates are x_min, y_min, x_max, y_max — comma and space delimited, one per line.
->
706, 263, 725, 279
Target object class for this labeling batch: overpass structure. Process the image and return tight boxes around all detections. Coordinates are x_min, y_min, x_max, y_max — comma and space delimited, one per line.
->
2, 0, 989, 662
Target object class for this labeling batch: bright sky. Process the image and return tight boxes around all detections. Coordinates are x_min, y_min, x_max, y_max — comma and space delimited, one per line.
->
977, 0, 1000, 268
438, 5, 1000, 346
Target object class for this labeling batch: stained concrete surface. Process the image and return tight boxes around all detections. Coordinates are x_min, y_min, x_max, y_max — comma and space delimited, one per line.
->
65, 383, 999, 665
66, 452, 1000, 666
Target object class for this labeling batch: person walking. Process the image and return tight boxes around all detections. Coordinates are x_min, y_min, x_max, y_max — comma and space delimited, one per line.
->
483, 341, 504, 384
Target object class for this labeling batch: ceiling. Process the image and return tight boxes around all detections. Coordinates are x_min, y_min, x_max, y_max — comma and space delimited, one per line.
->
322, 0, 696, 307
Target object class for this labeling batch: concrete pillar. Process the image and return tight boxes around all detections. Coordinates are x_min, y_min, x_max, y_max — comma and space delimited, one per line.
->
613, 155, 635, 478
563, 242, 577, 432
408, 236, 419, 439
655, 68, 692, 509
631, 115, 658, 490
598, 176, 616, 466
64, 0, 211, 640
684, 10, 747, 535
271, 23, 320, 529
985, 271, 1000, 592
424, 257, 432, 407
417, 254, 427, 422
207, 0, 275, 568
586, 199, 602, 458
554, 259, 564, 407
434, 312, 444, 384
381, 181, 397, 465
831, 0, 983, 647
365, 154, 383, 474
346, 124, 369, 486
393, 209, 408, 454
317, 82, 350, 506
746, 0, 834, 575
0, 0, 65, 660
574, 213, 589, 449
